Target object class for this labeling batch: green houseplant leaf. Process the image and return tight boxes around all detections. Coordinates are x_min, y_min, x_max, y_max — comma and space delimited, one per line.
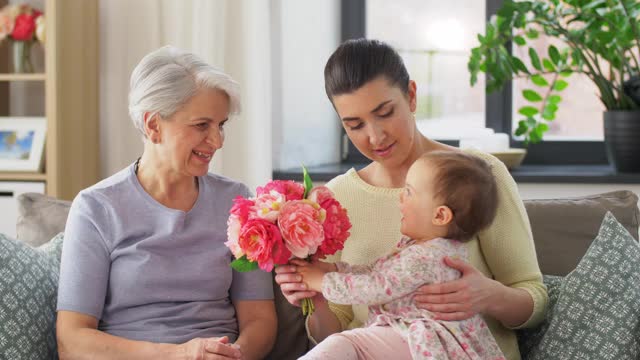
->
467, 0, 640, 144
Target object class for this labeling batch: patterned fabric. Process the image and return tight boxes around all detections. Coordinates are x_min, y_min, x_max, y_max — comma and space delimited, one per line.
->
516, 275, 563, 358
323, 237, 505, 359
0, 233, 63, 360
524, 212, 640, 359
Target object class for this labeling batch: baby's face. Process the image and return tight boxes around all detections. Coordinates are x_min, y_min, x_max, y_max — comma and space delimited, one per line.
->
399, 159, 438, 239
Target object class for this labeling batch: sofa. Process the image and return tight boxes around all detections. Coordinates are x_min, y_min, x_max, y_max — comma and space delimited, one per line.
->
1, 190, 638, 359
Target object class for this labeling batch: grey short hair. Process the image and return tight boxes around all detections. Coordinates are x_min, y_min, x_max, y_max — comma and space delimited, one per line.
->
128, 45, 241, 137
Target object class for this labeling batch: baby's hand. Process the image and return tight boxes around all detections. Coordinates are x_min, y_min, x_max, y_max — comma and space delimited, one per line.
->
290, 259, 337, 292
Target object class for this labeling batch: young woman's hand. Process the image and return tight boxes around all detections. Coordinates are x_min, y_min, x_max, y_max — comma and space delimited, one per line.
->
274, 263, 318, 306
178, 336, 242, 359
413, 256, 501, 321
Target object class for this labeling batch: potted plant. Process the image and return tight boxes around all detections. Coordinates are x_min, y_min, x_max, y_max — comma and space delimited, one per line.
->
468, 0, 640, 172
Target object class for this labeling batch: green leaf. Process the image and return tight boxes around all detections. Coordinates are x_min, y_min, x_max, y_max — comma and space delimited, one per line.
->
523, 89, 543, 102
511, 56, 529, 74
542, 108, 556, 121
531, 74, 549, 87
583, 0, 607, 10
526, 117, 537, 127
515, 120, 528, 136
302, 165, 313, 198
529, 128, 542, 143
518, 106, 539, 117
537, 123, 549, 132
514, 35, 526, 46
231, 256, 259, 272
548, 94, 562, 104
553, 79, 569, 91
560, 70, 572, 77
548, 45, 561, 65
543, 58, 556, 71
529, 48, 542, 71
525, 28, 539, 39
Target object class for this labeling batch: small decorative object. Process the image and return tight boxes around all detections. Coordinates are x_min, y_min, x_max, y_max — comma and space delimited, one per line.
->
225, 167, 352, 316
460, 130, 527, 169
0, 4, 44, 73
0, 117, 46, 172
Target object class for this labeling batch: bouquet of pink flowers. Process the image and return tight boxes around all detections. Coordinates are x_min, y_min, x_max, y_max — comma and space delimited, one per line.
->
225, 168, 351, 315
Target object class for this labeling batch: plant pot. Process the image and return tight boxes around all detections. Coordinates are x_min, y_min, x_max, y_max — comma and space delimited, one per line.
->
12, 41, 34, 73
604, 111, 640, 173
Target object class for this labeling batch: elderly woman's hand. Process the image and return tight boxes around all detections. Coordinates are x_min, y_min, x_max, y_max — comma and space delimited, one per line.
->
414, 257, 501, 321
274, 263, 318, 306
178, 336, 242, 359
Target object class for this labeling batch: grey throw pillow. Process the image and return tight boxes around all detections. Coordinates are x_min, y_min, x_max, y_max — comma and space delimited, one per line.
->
0, 232, 64, 360
525, 212, 640, 359
517, 275, 563, 359
16, 193, 71, 247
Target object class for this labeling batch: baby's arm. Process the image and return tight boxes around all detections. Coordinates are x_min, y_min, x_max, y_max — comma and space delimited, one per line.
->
323, 247, 441, 306
334, 261, 374, 274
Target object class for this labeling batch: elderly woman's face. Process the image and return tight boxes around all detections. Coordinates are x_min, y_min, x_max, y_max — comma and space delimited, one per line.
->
157, 87, 230, 177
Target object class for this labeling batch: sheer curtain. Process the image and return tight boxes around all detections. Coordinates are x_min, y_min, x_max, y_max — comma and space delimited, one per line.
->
99, 0, 272, 189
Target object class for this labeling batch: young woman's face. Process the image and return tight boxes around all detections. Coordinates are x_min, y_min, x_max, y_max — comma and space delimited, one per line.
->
331, 76, 418, 167
155, 87, 230, 177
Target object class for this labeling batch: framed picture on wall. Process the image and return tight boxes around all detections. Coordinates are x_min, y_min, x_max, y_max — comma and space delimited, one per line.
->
0, 117, 46, 172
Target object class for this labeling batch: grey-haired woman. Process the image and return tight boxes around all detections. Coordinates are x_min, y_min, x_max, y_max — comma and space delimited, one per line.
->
56, 46, 276, 360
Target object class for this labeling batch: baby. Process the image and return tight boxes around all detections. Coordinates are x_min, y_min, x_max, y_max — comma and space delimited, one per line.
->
297, 151, 505, 360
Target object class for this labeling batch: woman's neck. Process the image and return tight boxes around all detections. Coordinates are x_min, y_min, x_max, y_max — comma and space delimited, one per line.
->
136, 151, 199, 212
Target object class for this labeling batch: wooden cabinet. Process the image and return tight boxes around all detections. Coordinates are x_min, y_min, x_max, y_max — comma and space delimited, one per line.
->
0, 0, 98, 200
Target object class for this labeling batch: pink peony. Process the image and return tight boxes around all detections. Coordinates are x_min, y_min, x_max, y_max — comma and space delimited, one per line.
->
307, 186, 335, 205
225, 214, 245, 258
256, 180, 304, 201
278, 200, 326, 258
239, 219, 291, 272
316, 198, 351, 258
229, 196, 255, 224
253, 191, 285, 223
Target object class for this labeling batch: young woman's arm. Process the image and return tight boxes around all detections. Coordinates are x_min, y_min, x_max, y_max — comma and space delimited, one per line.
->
56, 311, 240, 360
232, 300, 277, 360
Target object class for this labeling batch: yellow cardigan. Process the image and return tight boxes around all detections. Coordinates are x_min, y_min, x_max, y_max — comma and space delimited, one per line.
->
311, 149, 548, 360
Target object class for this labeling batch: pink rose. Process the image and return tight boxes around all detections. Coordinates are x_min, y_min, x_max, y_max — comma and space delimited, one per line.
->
230, 196, 255, 223
239, 219, 291, 272
316, 198, 351, 258
225, 214, 244, 258
253, 191, 285, 223
278, 200, 325, 258
257, 180, 304, 201
307, 186, 334, 205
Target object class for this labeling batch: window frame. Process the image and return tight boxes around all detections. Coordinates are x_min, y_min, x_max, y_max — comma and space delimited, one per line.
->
341, 0, 608, 165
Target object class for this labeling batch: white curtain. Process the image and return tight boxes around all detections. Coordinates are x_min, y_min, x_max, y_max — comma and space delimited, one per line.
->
99, 0, 272, 190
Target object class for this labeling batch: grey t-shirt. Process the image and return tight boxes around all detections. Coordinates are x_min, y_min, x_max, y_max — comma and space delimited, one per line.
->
57, 164, 273, 344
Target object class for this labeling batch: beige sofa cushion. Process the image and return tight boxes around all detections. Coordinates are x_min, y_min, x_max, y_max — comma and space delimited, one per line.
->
523, 190, 639, 276
16, 193, 71, 247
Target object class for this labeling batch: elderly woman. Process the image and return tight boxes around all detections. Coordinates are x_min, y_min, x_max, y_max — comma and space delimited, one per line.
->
56, 46, 276, 360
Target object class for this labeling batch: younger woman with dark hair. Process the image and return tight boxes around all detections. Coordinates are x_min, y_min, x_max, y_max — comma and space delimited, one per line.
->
275, 38, 547, 359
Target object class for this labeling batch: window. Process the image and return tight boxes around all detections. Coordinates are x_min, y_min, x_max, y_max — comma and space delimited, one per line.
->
342, 0, 608, 165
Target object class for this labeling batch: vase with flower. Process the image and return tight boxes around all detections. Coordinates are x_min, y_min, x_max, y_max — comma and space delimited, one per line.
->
0, 4, 45, 73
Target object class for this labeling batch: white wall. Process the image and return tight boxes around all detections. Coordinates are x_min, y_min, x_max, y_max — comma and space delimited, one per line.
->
271, 0, 342, 171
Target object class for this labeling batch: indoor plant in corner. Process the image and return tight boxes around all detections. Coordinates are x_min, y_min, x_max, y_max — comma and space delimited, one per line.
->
469, 0, 640, 172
